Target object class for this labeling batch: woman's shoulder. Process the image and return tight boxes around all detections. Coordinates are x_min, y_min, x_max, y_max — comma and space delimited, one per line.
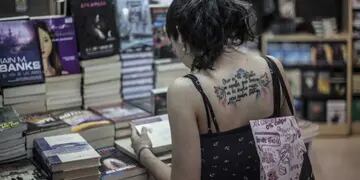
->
168, 76, 198, 97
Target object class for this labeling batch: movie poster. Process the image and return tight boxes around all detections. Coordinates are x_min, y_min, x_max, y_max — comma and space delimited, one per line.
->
0, 20, 44, 87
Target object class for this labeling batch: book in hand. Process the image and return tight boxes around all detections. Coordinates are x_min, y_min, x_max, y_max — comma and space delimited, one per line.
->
326, 100, 346, 124
31, 16, 80, 77
89, 102, 151, 129
132, 114, 171, 154
0, 159, 48, 180
0, 19, 44, 87
34, 133, 101, 172
98, 146, 146, 180
71, 0, 119, 59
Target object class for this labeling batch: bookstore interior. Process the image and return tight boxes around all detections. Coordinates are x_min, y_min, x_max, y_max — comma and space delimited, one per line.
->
0, 0, 359, 179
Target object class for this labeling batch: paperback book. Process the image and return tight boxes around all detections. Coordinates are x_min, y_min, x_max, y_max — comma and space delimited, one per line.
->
0, 19, 44, 87
307, 101, 326, 123
71, 0, 119, 59
32, 16, 80, 77
326, 100, 346, 124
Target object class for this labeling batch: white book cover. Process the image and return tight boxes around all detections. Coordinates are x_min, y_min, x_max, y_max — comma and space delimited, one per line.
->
326, 100, 346, 124
132, 114, 171, 153
34, 133, 100, 166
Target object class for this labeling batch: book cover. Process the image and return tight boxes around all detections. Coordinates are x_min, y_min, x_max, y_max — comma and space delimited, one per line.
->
71, 0, 119, 59
0, 19, 44, 87
285, 70, 301, 97
32, 16, 80, 77
116, 0, 153, 57
23, 112, 70, 135
150, 6, 175, 59
307, 101, 326, 123
331, 43, 347, 65
0, 107, 26, 134
330, 72, 346, 96
151, 88, 167, 115
34, 133, 100, 167
317, 72, 330, 95
97, 146, 145, 179
90, 102, 150, 124
0, 159, 48, 180
326, 100, 346, 124
302, 71, 318, 96
132, 114, 171, 154
55, 110, 111, 132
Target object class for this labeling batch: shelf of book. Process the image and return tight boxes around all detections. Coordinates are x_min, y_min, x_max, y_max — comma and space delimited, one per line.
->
262, 33, 350, 43
351, 121, 360, 134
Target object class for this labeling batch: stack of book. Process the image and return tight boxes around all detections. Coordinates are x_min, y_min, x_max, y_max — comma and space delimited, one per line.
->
33, 133, 101, 180
115, 114, 172, 162
23, 112, 71, 158
31, 16, 82, 111
56, 110, 115, 149
89, 102, 151, 140
70, 0, 121, 108
155, 60, 189, 88
97, 146, 147, 180
0, 159, 48, 179
0, 107, 27, 163
116, 0, 155, 100
0, 19, 46, 115
80, 55, 122, 108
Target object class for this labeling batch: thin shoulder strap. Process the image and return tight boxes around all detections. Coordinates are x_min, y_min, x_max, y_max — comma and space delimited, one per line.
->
264, 57, 282, 117
184, 74, 220, 133
265, 56, 295, 116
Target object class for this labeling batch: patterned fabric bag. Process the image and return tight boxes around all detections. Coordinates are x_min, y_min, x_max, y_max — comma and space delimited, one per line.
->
250, 57, 307, 180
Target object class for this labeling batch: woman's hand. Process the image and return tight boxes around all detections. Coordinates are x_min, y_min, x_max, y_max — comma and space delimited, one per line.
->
130, 124, 153, 161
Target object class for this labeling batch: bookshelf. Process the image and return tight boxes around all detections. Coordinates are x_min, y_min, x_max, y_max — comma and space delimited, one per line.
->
352, 0, 360, 134
261, 0, 353, 136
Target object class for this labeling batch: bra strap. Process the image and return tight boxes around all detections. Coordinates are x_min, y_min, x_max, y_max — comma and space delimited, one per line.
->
264, 56, 282, 117
184, 74, 220, 133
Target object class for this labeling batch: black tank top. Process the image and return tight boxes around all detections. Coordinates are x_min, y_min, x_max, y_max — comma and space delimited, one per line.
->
184, 57, 315, 180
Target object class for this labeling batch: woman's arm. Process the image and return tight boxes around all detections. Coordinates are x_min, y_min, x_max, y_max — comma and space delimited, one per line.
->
132, 77, 202, 180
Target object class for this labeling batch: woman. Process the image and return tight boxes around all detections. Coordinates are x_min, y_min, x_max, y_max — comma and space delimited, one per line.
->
131, 0, 314, 180
36, 22, 63, 77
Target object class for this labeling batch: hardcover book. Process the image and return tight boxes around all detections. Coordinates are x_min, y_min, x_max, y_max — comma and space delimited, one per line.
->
32, 16, 80, 77
285, 70, 301, 97
330, 72, 346, 96
326, 100, 346, 124
71, 0, 119, 59
89, 102, 150, 128
150, 6, 175, 60
0, 159, 48, 180
97, 146, 145, 180
0, 19, 44, 87
302, 71, 318, 96
116, 0, 153, 58
23, 112, 70, 135
317, 72, 330, 95
307, 101, 326, 123
34, 133, 100, 172
55, 110, 111, 132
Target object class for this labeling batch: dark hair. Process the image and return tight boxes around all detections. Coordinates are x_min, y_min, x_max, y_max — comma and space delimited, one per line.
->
166, 0, 257, 70
36, 21, 63, 76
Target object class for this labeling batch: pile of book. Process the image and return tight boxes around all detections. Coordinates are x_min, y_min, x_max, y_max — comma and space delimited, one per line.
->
33, 133, 101, 180
98, 146, 147, 180
116, 0, 155, 100
0, 159, 48, 179
23, 112, 71, 158
90, 102, 150, 140
31, 16, 83, 111
81, 55, 122, 108
0, 107, 27, 163
0, 19, 46, 115
56, 110, 115, 149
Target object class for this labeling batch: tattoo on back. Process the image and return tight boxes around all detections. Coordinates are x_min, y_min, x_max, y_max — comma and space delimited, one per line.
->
214, 68, 271, 105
